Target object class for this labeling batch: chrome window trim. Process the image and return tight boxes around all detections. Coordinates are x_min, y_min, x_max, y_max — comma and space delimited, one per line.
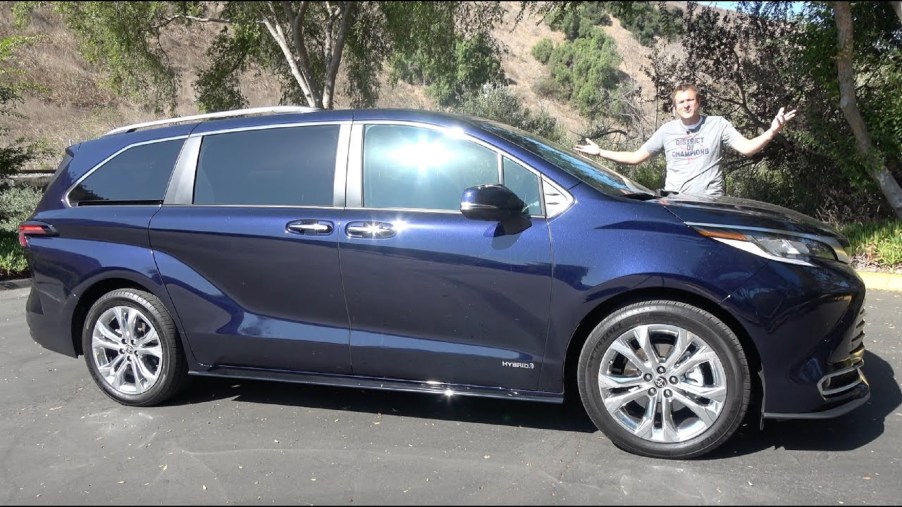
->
176, 121, 351, 208
64, 135, 189, 208
346, 124, 364, 207
333, 123, 352, 208
165, 136, 202, 205
187, 119, 349, 138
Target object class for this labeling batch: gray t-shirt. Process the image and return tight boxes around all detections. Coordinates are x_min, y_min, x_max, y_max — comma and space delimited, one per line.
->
640, 116, 741, 197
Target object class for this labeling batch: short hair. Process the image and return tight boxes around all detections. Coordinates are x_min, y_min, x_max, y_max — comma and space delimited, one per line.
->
671, 83, 702, 107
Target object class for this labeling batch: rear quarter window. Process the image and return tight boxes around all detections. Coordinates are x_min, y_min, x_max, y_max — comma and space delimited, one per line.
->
68, 139, 185, 205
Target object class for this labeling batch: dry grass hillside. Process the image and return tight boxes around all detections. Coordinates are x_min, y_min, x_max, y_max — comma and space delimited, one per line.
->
1, 2, 673, 173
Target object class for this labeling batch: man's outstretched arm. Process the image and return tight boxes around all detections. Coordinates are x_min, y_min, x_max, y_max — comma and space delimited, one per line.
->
731, 107, 797, 156
574, 138, 652, 165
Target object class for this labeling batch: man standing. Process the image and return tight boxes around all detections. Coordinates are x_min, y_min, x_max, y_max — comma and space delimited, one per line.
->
574, 83, 796, 197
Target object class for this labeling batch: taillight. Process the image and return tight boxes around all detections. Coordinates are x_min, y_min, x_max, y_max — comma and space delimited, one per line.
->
18, 224, 49, 248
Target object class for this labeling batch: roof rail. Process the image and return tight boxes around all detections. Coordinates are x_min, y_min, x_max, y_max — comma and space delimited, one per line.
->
104, 105, 321, 136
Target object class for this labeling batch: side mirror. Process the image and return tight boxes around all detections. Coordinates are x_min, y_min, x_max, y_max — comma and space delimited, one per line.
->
460, 184, 527, 222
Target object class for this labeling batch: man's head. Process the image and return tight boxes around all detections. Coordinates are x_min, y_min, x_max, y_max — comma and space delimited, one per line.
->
671, 83, 702, 124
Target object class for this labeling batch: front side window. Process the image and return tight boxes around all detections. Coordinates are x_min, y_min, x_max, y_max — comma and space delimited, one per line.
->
363, 124, 499, 211
69, 139, 184, 205
194, 125, 340, 206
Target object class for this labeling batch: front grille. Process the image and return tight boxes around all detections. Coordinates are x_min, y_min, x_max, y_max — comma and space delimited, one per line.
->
818, 305, 866, 397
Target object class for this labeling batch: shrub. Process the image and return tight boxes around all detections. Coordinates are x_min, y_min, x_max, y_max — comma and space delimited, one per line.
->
531, 38, 554, 64
0, 233, 28, 278
544, 28, 622, 120
453, 83, 566, 144
390, 31, 505, 107
532, 76, 565, 100
0, 183, 42, 234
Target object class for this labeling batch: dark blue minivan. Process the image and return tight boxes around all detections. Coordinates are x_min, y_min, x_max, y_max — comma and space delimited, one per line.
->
20, 107, 869, 458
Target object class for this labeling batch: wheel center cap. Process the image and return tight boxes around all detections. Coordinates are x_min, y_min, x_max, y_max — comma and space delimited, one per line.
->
126, 345, 135, 354
654, 377, 667, 388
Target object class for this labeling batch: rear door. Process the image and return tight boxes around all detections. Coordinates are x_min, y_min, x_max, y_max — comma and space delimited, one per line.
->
340, 122, 553, 390
150, 122, 352, 374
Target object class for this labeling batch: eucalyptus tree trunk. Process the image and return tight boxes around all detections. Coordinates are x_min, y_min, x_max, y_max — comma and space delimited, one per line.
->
832, 1, 902, 219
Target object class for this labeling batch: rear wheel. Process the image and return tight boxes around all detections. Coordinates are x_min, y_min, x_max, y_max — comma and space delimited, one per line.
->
577, 300, 750, 459
82, 288, 188, 406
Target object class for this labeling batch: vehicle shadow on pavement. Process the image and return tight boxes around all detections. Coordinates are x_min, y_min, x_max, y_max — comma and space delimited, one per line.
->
177, 376, 600, 433
707, 350, 900, 459
173, 350, 898, 457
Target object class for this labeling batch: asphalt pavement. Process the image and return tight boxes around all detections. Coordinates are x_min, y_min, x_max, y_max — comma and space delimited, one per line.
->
1, 282, 900, 505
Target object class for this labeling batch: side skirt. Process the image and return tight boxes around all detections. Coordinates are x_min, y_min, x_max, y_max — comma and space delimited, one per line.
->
189, 366, 565, 404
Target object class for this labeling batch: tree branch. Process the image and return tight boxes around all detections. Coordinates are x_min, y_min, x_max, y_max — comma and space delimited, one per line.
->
322, 2, 354, 109
152, 14, 231, 30
287, 1, 318, 100
261, 2, 319, 107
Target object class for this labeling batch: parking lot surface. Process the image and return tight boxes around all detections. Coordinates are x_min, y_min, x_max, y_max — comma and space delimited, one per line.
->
1, 285, 900, 504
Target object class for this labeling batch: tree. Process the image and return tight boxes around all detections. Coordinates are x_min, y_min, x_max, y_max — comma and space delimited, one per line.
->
16, 1, 505, 113
832, 1, 902, 219
0, 34, 45, 237
0, 35, 41, 187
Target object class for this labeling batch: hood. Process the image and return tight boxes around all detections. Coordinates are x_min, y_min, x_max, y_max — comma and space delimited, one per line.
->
659, 194, 847, 245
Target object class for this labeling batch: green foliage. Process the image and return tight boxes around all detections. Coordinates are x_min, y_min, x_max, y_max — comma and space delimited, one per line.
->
535, 4, 651, 136
791, 1, 901, 195
17, 1, 506, 112
0, 233, 28, 278
0, 34, 43, 186
16, 1, 191, 114
544, 28, 622, 120
645, 1, 900, 221
841, 220, 902, 269
453, 83, 566, 145
601, 2, 684, 46
546, 2, 610, 40
531, 38, 554, 64
0, 184, 43, 234
390, 30, 506, 107
543, 2, 682, 46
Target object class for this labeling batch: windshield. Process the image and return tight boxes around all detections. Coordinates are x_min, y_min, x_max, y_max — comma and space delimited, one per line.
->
476, 120, 652, 196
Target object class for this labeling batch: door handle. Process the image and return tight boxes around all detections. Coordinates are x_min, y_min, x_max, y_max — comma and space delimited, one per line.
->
287, 220, 333, 235
345, 221, 396, 239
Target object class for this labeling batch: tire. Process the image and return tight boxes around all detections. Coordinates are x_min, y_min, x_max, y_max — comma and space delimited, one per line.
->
577, 300, 750, 459
82, 288, 189, 406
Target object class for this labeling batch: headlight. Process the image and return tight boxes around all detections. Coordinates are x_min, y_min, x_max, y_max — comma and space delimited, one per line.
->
694, 227, 844, 266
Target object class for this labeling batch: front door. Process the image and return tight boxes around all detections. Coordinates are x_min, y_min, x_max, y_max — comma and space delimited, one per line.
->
340, 123, 553, 390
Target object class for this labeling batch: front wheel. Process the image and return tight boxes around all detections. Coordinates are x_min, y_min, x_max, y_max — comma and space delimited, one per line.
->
82, 288, 189, 406
577, 300, 750, 459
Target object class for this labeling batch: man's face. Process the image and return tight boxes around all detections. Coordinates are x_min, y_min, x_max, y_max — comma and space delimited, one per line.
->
673, 90, 700, 122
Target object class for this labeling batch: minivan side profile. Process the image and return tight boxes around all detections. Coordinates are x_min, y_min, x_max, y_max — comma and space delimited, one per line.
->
20, 107, 869, 459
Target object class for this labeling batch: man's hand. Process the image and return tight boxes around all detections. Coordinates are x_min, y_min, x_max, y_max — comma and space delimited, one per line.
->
770, 107, 797, 134
574, 138, 601, 156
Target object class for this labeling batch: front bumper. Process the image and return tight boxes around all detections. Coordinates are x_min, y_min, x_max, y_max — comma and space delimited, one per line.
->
726, 259, 870, 419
